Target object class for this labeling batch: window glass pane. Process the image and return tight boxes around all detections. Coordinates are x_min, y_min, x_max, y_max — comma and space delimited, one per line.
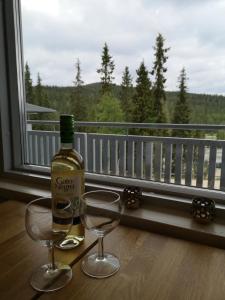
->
21, 0, 225, 191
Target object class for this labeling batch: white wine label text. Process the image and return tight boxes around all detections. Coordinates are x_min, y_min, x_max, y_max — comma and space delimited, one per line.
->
52, 175, 81, 197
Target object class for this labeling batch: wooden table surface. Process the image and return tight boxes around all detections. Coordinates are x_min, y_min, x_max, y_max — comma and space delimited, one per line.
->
1, 200, 225, 300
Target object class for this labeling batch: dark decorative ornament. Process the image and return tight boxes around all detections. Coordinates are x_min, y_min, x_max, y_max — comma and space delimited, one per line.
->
123, 186, 142, 209
191, 197, 215, 224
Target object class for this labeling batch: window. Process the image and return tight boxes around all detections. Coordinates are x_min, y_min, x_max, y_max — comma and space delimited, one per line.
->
1, 0, 225, 251
1, 0, 225, 204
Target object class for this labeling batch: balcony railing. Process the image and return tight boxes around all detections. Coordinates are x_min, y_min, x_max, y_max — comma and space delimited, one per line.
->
26, 120, 225, 192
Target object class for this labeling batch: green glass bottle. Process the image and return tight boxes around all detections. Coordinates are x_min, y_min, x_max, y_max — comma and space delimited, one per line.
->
51, 115, 85, 249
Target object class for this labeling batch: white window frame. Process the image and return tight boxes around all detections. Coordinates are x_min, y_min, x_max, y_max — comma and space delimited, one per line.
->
0, 0, 49, 181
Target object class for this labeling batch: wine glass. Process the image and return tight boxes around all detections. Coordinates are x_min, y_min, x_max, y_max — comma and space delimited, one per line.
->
25, 197, 73, 292
80, 190, 123, 278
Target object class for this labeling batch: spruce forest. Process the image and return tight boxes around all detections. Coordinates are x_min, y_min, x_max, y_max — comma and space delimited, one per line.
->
25, 34, 225, 138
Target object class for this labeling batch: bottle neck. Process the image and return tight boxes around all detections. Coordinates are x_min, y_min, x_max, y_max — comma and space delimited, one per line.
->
61, 142, 73, 149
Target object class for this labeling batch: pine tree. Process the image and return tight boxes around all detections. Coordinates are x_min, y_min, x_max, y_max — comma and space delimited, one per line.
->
120, 66, 133, 122
24, 62, 33, 103
34, 73, 52, 128
151, 33, 170, 124
131, 61, 152, 135
35, 73, 45, 106
71, 58, 86, 122
97, 43, 115, 95
172, 67, 191, 137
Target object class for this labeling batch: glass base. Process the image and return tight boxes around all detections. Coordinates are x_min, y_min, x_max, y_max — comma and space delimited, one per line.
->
30, 262, 72, 292
81, 252, 120, 278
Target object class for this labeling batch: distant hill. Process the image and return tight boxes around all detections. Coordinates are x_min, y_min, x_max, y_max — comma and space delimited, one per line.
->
40, 83, 225, 125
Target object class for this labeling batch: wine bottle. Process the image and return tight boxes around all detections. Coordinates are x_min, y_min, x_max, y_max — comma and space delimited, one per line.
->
51, 114, 85, 249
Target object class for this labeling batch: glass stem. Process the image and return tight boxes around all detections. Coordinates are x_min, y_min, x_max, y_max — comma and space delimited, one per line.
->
98, 236, 104, 260
48, 243, 56, 270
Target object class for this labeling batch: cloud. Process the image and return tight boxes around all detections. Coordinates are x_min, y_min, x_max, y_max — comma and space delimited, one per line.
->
21, 0, 225, 94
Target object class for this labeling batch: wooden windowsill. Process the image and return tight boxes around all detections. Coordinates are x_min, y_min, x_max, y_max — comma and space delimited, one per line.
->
121, 203, 225, 249
0, 178, 225, 249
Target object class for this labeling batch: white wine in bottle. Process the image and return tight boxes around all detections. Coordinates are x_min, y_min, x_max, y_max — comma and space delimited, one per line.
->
51, 114, 85, 249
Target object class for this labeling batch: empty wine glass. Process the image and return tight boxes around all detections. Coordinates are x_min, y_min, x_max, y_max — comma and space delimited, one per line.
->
80, 190, 123, 278
25, 197, 73, 292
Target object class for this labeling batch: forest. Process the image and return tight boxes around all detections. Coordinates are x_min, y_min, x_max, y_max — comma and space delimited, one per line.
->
24, 33, 225, 138
41, 84, 225, 125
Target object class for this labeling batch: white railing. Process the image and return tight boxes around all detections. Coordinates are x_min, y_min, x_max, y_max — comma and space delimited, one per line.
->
26, 121, 225, 191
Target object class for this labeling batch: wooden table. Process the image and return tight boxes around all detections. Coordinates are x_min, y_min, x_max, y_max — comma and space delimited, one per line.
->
1, 200, 225, 300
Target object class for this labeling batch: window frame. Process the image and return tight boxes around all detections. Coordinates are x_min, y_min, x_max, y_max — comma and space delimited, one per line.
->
0, 0, 46, 181
0, 0, 26, 173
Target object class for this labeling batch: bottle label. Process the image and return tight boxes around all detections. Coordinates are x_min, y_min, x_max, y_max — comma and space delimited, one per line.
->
51, 171, 83, 217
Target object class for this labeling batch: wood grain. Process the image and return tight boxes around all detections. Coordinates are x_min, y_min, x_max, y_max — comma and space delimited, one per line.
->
0, 200, 97, 300
40, 226, 225, 300
2, 200, 225, 300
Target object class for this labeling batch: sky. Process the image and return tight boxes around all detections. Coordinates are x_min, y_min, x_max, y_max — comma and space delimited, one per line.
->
21, 0, 225, 95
